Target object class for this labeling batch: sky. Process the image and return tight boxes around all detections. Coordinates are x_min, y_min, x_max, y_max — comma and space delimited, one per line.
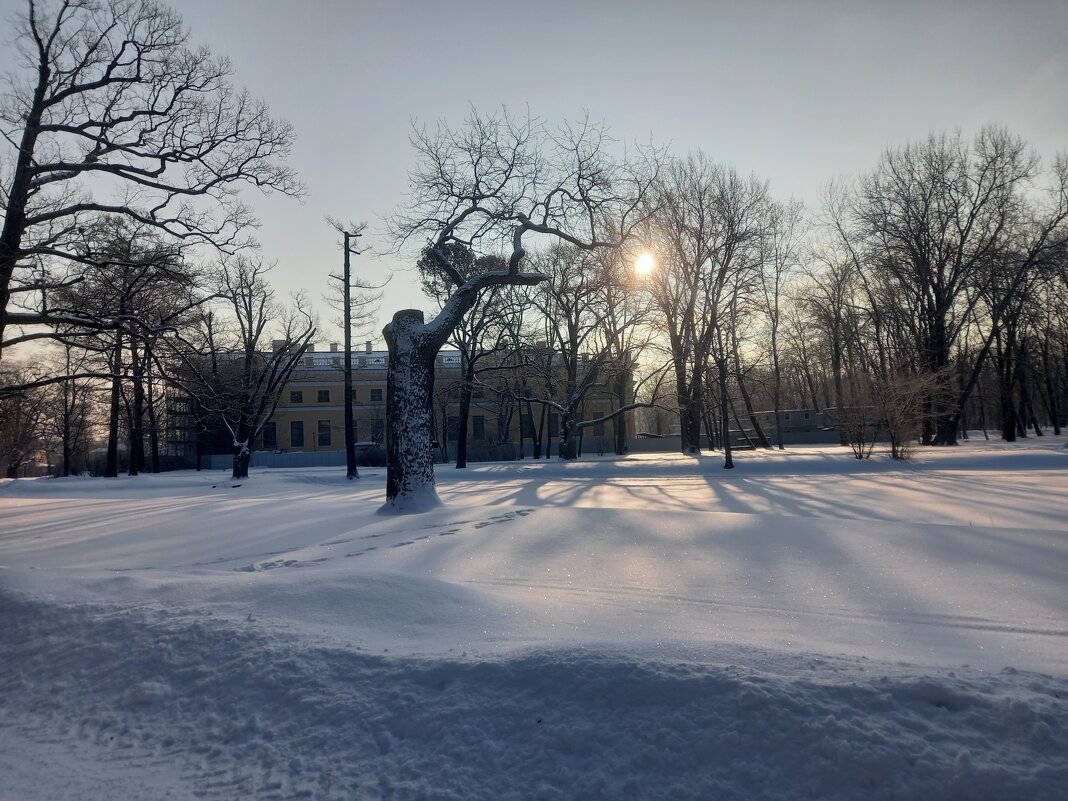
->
4, 0, 1067, 346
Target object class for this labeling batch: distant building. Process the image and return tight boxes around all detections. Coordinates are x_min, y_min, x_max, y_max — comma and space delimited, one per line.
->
167, 341, 634, 465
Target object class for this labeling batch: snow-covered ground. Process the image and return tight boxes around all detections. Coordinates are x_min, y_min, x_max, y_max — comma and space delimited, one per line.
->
1, 438, 1066, 800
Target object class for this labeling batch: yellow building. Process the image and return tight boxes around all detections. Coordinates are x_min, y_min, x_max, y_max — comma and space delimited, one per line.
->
260, 342, 635, 459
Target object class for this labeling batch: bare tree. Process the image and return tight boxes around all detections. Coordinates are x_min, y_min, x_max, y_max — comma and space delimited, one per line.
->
417, 244, 521, 468
756, 199, 804, 449
384, 109, 657, 510
648, 153, 770, 455
0, 362, 49, 476
843, 128, 1038, 445
0, 0, 300, 359
176, 259, 314, 479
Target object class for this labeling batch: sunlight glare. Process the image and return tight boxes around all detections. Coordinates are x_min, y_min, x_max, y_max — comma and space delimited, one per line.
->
635, 252, 655, 275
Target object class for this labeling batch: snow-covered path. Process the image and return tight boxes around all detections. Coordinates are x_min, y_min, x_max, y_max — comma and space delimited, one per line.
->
1, 440, 1066, 799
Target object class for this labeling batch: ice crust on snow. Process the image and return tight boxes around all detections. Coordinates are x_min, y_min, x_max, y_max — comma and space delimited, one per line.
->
1, 439, 1066, 799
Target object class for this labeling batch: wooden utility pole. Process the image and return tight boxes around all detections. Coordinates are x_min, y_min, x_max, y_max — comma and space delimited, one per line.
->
343, 231, 361, 479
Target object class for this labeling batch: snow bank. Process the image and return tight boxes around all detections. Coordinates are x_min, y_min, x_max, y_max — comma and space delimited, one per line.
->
2, 594, 1066, 801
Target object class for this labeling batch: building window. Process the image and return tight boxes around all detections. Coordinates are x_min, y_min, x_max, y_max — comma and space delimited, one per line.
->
262, 422, 277, 450
446, 415, 460, 441
521, 413, 534, 438
370, 388, 383, 403
371, 419, 385, 443
318, 390, 330, 403
351, 420, 358, 443
593, 419, 605, 436
472, 415, 485, 440
290, 420, 304, 448
784, 412, 791, 421
290, 391, 303, 403
318, 420, 331, 446
804, 411, 810, 419
548, 414, 559, 438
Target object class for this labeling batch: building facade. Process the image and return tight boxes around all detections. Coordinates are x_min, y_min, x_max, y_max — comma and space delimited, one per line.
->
259, 342, 634, 459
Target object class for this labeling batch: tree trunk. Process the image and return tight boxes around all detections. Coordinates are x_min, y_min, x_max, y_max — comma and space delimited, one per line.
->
729, 396, 758, 450
832, 345, 849, 446
439, 401, 449, 463
614, 369, 629, 455
1040, 336, 1061, 435
738, 373, 771, 449
232, 441, 250, 480
531, 399, 544, 460
1000, 376, 1016, 442
732, 335, 771, 449
455, 367, 473, 469
772, 346, 785, 451
61, 373, 73, 478
146, 365, 161, 474
128, 341, 145, 476
194, 401, 204, 471
105, 334, 122, 478
929, 313, 959, 446
673, 351, 702, 455
703, 409, 718, 451
382, 310, 441, 512
997, 331, 1017, 442
0, 82, 45, 357
719, 357, 734, 469
1020, 378, 1041, 437
559, 414, 578, 460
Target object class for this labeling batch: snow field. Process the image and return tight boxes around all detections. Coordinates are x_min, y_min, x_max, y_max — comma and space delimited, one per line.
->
1, 439, 1066, 799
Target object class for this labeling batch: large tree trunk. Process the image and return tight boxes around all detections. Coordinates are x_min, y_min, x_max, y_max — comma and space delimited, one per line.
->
672, 345, 702, 455
0, 84, 45, 357
232, 441, 250, 480
559, 413, 578, 460
382, 310, 441, 512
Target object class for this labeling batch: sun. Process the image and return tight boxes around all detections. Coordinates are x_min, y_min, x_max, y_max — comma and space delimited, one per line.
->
635, 252, 655, 275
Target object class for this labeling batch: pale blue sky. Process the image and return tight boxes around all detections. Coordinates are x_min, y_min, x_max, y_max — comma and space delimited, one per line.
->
5, 0, 1067, 343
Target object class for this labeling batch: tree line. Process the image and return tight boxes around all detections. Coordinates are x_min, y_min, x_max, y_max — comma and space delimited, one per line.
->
400, 122, 1067, 494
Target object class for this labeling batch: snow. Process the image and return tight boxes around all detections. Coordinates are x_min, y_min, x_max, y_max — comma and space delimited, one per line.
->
1, 438, 1066, 799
